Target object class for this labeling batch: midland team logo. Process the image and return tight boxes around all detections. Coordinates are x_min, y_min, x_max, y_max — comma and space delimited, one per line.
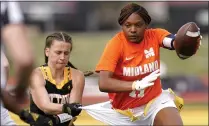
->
123, 47, 158, 77
144, 47, 155, 58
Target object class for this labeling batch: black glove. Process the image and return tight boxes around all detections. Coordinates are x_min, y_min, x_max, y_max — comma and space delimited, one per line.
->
19, 109, 53, 126
62, 103, 82, 117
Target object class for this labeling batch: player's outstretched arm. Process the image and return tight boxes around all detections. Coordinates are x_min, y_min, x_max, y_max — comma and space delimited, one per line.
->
2, 24, 34, 98
159, 23, 202, 60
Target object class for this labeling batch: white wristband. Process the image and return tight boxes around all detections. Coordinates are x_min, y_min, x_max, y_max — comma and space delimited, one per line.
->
57, 113, 73, 123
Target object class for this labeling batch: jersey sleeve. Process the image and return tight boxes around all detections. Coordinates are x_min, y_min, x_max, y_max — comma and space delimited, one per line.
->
154, 28, 170, 46
95, 35, 122, 73
154, 28, 176, 50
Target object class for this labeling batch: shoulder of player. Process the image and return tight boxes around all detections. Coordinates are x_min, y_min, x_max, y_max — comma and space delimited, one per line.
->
108, 31, 123, 43
31, 67, 45, 84
70, 68, 85, 83
146, 28, 169, 34
106, 31, 124, 49
32, 67, 42, 75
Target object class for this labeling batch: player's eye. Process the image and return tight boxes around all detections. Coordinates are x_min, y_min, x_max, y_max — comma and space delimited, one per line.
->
125, 24, 131, 28
136, 23, 143, 27
55, 51, 62, 55
64, 52, 69, 55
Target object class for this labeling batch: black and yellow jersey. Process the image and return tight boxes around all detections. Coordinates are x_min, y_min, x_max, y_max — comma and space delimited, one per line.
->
30, 64, 73, 126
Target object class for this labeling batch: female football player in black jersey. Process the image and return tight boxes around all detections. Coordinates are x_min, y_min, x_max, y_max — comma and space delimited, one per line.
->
29, 32, 85, 126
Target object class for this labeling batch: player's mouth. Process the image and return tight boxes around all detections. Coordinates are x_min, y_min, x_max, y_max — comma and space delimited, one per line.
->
58, 62, 66, 64
128, 35, 138, 41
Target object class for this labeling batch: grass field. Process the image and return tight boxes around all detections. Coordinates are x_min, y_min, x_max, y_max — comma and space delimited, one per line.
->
9, 104, 208, 125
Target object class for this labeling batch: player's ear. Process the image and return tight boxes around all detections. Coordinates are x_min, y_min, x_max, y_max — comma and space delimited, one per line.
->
45, 48, 49, 57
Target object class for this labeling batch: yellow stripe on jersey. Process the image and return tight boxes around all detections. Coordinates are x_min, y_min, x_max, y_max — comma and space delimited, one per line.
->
39, 66, 71, 89
168, 88, 184, 112
114, 97, 157, 122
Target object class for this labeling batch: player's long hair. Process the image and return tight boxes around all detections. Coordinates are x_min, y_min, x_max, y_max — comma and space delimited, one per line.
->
44, 32, 77, 69
118, 3, 151, 25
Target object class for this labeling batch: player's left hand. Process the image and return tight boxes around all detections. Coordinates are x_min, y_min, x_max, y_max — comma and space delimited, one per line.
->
197, 35, 202, 50
132, 69, 160, 91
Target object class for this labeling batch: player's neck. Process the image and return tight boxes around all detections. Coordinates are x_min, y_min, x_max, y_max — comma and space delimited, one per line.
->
48, 63, 64, 80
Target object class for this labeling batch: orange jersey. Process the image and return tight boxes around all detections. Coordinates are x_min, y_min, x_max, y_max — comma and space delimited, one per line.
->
96, 28, 171, 110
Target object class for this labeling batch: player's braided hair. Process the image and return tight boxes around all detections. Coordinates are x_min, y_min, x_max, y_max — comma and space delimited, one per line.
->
45, 32, 77, 69
45, 32, 94, 77
118, 3, 151, 25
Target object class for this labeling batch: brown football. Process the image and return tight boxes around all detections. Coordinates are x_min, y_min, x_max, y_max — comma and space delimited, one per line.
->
174, 22, 200, 60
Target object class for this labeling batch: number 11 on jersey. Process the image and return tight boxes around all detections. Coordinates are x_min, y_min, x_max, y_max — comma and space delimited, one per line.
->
129, 89, 145, 98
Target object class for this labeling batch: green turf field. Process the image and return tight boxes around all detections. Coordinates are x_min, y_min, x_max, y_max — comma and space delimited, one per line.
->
9, 104, 208, 125
27, 32, 207, 76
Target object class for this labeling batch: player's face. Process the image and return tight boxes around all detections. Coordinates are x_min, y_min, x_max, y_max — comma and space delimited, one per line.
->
45, 40, 71, 69
122, 13, 147, 43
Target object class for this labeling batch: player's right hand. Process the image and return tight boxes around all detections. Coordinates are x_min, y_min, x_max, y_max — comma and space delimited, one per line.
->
62, 103, 82, 117
19, 109, 53, 126
132, 69, 160, 91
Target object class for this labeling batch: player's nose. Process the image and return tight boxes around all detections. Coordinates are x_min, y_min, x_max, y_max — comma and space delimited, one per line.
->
130, 26, 137, 33
60, 53, 65, 60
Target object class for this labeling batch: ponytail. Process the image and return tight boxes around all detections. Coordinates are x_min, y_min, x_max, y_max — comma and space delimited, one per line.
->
45, 55, 48, 64
67, 61, 77, 69
67, 61, 94, 77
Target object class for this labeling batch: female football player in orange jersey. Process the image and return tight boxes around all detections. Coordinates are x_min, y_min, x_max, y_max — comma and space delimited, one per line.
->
29, 32, 85, 126
82, 3, 201, 126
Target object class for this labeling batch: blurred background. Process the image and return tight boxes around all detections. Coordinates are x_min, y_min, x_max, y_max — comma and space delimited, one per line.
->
5, 1, 208, 125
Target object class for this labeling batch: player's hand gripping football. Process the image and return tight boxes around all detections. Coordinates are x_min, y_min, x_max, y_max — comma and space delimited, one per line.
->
197, 35, 202, 50
132, 69, 160, 91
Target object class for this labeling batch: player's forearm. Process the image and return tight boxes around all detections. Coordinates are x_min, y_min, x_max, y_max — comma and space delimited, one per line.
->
99, 77, 133, 92
41, 103, 63, 115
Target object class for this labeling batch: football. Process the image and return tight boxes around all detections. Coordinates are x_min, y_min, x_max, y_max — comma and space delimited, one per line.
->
174, 22, 200, 60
